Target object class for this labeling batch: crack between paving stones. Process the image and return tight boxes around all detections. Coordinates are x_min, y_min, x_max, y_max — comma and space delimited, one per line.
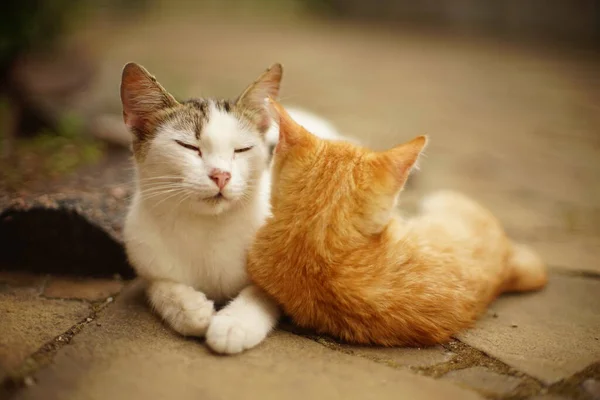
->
548, 361, 600, 400
547, 266, 600, 281
0, 295, 117, 399
2, 309, 595, 400
282, 323, 596, 400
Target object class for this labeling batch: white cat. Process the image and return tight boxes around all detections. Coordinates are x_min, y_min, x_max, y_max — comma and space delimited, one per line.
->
120, 62, 344, 354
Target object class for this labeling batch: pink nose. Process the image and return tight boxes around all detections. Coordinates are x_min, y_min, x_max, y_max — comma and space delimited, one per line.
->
209, 170, 231, 190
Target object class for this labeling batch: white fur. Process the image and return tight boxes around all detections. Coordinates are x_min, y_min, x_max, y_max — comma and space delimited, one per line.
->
265, 107, 344, 145
124, 103, 344, 354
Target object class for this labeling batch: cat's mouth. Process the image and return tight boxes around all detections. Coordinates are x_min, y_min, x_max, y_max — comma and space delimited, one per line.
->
202, 193, 228, 203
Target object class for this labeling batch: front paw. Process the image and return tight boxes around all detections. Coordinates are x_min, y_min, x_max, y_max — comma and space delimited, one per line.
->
168, 287, 215, 337
205, 314, 265, 355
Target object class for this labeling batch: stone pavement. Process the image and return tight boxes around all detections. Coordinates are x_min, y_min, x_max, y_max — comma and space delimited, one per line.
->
1, 8, 600, 400
1, 272, 598, 399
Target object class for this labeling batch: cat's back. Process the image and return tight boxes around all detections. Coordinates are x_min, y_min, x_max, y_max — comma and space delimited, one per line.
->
248, 207, 509, 346
407, 191, 511, 282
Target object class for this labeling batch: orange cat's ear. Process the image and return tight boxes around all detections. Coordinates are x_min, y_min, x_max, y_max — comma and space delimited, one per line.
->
235, 63, 283, 134
267, 97, 313, 153
120, 63, 178, 134
385, 135, 428, 185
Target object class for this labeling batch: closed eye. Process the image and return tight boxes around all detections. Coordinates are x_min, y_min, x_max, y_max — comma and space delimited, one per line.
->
234, 146, 254, 153
175, 140, 201, 155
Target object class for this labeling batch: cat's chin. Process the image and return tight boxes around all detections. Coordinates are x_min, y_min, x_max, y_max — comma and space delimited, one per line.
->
189, 194, 240, 216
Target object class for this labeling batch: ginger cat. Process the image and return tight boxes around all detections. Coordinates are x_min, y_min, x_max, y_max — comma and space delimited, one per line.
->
247, 99, 548, 347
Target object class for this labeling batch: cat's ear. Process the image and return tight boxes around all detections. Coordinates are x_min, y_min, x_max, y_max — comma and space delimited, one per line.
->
385, 135, 428, 185
120, 63, 178, 135
235, 63, 283, 133
267, 97, 314, 153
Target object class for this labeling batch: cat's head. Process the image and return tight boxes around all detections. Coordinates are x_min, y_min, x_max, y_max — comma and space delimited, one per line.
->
268, 98, 427, 235
120, 62, 282, 215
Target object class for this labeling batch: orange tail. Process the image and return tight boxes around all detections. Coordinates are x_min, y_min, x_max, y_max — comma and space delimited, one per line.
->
502, 242, 548, 292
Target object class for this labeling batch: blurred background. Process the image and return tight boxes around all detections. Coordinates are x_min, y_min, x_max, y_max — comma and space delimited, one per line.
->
0, 0, 599, 274
1, 5, 599, 397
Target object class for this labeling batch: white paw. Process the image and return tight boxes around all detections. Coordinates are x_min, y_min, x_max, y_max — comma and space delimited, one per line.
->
205, 314, 265, 355
165, 286, 215, 337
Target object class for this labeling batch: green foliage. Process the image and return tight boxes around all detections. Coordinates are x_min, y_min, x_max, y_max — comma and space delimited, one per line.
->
0, 115, 104, 189
0, 0, 81, 73
25, 132, 102, 174
0, 97, 9, 142
0, 0, 153, 74
56, 112, 86, 140
296, 0, 338, 14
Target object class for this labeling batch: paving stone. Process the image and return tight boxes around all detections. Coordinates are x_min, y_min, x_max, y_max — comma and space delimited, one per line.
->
43, 277, 124, 301
0, 272, 46, 294
0, 290, 89, 379
13, 281, 482, 400
525, 237, 600, 275
348, 345, 455, 368
442, 366, 522, 396
458, 273, 600, 384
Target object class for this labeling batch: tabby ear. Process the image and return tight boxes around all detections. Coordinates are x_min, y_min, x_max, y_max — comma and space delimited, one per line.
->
235, 63, 283, 133
267, 97, 314, 153
385, 135, 428, 185
120, 63, 178, 135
